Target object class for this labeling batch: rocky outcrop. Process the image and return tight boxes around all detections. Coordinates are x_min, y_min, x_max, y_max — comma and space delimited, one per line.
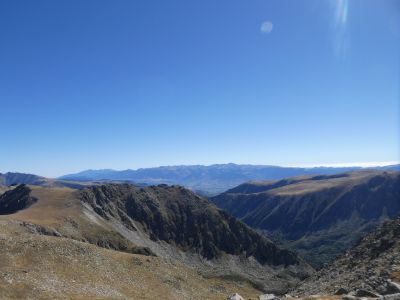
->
0, 185, 37, 214
78, 184, 302, 267
227, 293, 244, 300
258, 294, 280, 300
294, 217, 400, 297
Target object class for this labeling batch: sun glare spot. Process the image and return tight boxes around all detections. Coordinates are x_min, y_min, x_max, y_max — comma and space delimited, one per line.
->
335, 0, 349, 27
332, 0, 350, 58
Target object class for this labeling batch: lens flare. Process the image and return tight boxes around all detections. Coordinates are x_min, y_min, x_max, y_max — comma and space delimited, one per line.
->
335, 0, 349, 27
332, 0, 350, 58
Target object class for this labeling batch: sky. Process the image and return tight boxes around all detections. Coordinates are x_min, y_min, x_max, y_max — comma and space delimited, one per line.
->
0, 0, 399, 177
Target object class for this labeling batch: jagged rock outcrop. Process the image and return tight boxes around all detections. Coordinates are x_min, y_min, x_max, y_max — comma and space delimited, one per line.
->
79, 184, 301, 267
0, 185, 37, 214
211, 171, 400, 267
227, 293, 244, 300
293, 217, 400, 296
258, 293, 280, 300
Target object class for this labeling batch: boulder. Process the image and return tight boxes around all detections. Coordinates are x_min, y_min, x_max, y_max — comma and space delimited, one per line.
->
387, 281, 400, 294
335, 288, 349, 295
258, 294, 279, 300
342, 295, 357, 300
377, 281, 400, 295
227, 293, 244, 300
355, 289, 381, 298
383, 293, 400, 300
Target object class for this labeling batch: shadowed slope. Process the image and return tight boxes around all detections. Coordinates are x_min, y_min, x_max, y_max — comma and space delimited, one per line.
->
211, 171, 400, 267
0, 185, 37, 214
79, 184, 300, 266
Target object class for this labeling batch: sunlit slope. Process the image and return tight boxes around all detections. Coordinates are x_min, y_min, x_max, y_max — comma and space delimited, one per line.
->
0, 223, 261, 300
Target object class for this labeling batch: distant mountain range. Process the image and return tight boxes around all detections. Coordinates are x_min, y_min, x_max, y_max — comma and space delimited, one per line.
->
59, 163, 400, 195
0, 172, 144, 190
211, 170, 400, 267
0, 172, 47, 186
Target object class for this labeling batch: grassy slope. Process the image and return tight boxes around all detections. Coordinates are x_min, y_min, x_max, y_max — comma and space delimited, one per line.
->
0, 185, 304, 299
0, 222, 261, 300
0, 186, 9, 195
0, 187, 264, 299
6, 186, 80, 225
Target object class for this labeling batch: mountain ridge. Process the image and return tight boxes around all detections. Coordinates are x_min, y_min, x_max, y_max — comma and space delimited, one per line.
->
294, 217, 400, 297
211, 170, 400, 267
0, 183, 312, 294
58, 163, 400, 194
0, 172, 46, 186
79, 183, 300, 266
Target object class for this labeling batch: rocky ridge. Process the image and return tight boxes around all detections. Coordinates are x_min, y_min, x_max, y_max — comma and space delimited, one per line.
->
293, 217, 400, 298
79, 183, 300, 266
0, 172, 46, 186
0, 184, 37, 214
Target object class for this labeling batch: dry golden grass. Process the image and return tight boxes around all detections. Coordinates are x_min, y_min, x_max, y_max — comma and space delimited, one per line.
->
0, 228, 262, 300
0, 186, 10, 195
2, 186, 80, 226
0, 186, 148, 256
392, 271, 400, 282
269, 171, 385, 196
0, 185, 266, 299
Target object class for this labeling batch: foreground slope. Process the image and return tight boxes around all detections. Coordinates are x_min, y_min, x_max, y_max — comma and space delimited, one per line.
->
294, 217, 400, 297
0, 184, 311, 296
211, 170, 400, 267
0, 222, 261, 300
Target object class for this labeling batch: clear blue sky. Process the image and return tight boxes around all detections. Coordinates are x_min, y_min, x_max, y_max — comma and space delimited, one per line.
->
0, 0, 399, 177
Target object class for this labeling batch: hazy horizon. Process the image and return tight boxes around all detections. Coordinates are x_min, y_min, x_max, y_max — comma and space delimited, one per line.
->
1, 160, 399, 178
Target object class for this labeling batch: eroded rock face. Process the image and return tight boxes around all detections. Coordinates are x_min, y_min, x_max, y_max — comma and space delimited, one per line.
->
79, 184, 302, 267
293, 218, 400, 297
0, 185, 37, 214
